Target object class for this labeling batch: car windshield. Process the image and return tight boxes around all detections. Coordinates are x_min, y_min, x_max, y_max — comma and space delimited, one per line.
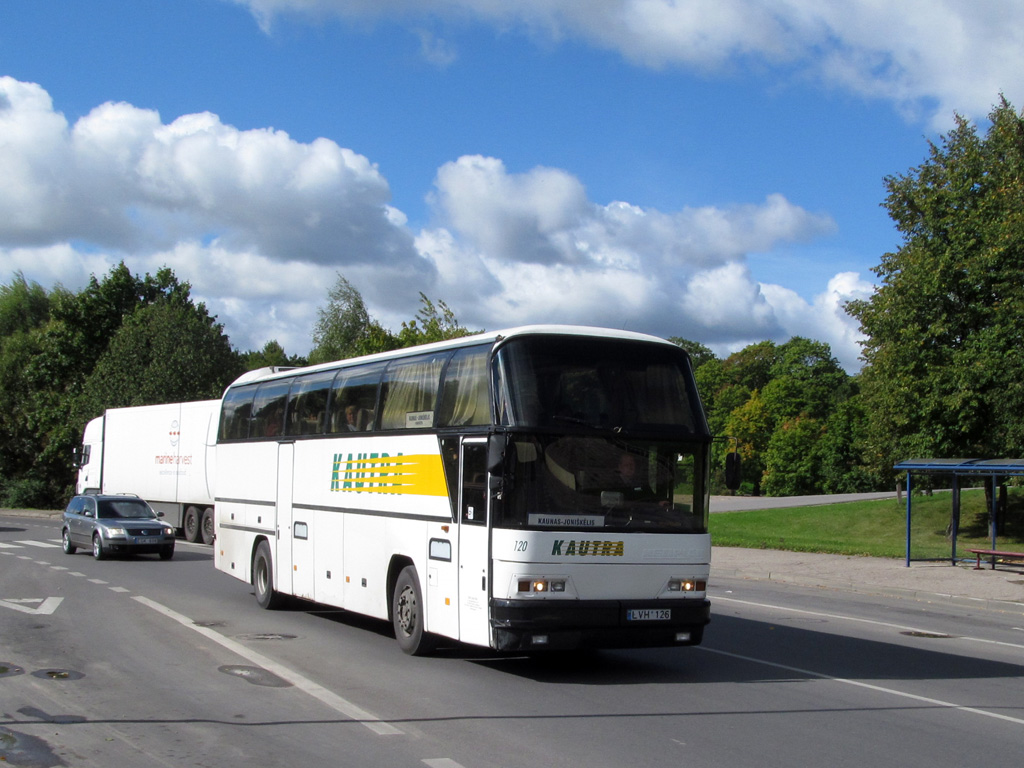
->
96, 499, 156, 520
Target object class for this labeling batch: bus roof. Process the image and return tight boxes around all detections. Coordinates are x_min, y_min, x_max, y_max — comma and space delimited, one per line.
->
225, 325, 683, 390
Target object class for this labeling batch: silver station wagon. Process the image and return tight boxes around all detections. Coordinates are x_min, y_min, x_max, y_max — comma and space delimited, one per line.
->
62, 494, 176, 560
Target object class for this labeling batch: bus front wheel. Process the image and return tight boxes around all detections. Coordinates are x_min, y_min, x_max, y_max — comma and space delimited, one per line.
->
392, 566, 436, 656
253, 541, 286, 610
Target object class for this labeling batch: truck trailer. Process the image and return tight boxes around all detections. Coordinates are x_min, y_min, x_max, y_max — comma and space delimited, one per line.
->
75, 400, 219, 544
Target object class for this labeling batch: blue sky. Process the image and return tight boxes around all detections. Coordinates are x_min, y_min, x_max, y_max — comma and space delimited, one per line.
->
3, 0, 1023, 371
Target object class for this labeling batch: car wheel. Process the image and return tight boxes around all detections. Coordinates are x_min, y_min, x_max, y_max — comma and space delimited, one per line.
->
159, 543, 175, 561
184, 506, 201, 543
200, 507, 215, 545
92, 534, 106, 561
253, 540, 286, 609
392, 565, 436, 656
62, 528, 77, 555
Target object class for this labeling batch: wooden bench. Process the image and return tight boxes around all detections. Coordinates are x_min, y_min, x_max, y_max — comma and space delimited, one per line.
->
966, 548, 1024, 570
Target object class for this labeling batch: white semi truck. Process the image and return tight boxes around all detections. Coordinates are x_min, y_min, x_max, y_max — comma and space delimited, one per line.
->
75, 400, 220, 544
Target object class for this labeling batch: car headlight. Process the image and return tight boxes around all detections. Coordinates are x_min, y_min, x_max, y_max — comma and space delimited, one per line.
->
163, 526, 175, 535
105, 527, 126, 538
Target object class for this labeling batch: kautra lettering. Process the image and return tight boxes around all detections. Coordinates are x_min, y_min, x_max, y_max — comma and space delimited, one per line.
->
331, 452, 402, 491
550, 540, 624, 557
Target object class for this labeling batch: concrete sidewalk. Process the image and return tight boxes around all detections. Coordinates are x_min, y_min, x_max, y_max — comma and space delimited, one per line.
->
712, 546, 1024, 615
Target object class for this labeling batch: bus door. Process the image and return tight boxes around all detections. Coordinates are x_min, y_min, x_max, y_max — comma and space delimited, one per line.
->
458, 438, 492, 647
276, 441, 311, 600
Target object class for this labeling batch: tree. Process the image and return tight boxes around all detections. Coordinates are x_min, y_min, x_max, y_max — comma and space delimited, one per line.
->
762, 417, 824, 496
669, 337, 716, 369
761, 337, 849, 422
0, 272, 51, 337
309, 274, 476, 363
0, 263, 239, 508
77, 301, 243, 415
394, 293, 476, 347
848, 96, 1024, 479
308, 274, 390, 364
724, 389, 773, 495
243, 340, 306, 370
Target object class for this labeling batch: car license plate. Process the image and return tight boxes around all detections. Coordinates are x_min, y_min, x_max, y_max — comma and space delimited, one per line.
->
626, 608, 671, 621
136, 537, 159, 545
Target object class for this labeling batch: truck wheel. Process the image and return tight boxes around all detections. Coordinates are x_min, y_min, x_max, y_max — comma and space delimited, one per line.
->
253, 540, 286, 609
392, 566, 436, 656
184, 506, 201, 542
92, 534, 106, 561
62, 528, 77, 555
200, 508, 215, 545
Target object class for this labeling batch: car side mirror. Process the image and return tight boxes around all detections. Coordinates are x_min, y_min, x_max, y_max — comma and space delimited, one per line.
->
725, 452, 742, 491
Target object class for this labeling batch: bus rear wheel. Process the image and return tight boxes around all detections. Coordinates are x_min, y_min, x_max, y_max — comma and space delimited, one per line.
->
392, 566, 436, 656
253, 540, 286, 610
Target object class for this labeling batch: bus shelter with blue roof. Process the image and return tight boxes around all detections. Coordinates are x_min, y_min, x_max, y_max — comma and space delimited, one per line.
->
893, 458, 1024, 566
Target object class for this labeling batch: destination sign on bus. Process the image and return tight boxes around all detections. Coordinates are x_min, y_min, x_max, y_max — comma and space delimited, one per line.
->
528, 514, 604, 528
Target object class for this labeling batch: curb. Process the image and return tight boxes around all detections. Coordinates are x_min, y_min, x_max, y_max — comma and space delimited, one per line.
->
713, 566, 1024, 617
0, 509, 62, 519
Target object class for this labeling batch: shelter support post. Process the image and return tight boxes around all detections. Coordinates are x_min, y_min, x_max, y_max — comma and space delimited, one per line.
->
950, 475, 960, 566
905, 472, 912, 567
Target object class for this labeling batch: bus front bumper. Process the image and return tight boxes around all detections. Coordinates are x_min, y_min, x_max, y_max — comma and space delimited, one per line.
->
490, 598, 710, 651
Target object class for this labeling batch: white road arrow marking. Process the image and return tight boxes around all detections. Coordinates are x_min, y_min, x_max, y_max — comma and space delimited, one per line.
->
0, 597, 64, 615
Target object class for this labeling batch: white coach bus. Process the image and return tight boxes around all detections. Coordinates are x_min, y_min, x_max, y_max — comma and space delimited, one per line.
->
214, 325, 730, 655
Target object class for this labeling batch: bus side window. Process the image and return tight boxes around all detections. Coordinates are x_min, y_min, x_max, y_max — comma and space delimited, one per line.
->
286, 371, 334, 436
438, 346, 491, 427
219, 386, 257, 441
379, 353, 450, 430
251, 380, 291, 439
328, 364, 384, 434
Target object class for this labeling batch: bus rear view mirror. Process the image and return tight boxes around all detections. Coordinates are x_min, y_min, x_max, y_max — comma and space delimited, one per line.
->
488, 436, 507, 474
725, 452, 742, 491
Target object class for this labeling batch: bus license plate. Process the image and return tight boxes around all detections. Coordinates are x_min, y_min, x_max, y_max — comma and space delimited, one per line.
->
627, 608, 671, 621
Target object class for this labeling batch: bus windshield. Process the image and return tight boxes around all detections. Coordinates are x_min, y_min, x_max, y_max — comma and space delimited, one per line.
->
495, 336, 704, 433
494, 435, 709, 534
492, 336, 710, 533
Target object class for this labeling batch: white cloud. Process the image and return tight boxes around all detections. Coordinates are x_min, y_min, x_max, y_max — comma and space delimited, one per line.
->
1, 77, 869, 367
231, 0, 1024, 124
759, 271, 874, 372
420, 155, 857, 360
0, 76, 422, 268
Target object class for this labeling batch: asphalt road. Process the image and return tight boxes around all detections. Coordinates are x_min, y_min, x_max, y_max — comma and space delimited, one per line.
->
2, 513, 1022, 767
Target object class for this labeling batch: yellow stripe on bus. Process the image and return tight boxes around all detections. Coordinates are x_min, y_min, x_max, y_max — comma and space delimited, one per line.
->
332, 454, 448, 497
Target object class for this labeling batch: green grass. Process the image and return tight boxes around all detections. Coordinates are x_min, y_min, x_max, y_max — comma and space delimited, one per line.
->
710, 487, 1024, 559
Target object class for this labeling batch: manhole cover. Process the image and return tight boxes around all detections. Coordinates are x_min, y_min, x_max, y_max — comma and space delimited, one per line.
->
237, 633, 297, 641
31, 668, 84, 681
219, 665, 291, 688
0, 663, 25, 678
900, 630, 954, 639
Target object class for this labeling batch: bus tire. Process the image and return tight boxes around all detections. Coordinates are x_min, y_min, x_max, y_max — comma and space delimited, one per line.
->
200, 507, 215, 545
184, 506, 201, 542
253, 540, 286, 610
392, 566, 436, 656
